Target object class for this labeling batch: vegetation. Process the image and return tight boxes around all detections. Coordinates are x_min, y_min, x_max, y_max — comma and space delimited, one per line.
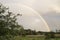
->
13, 36, 60, 40
0, 3, 23, 40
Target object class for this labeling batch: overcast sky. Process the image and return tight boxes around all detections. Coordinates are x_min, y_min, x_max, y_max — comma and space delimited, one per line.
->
0, 0, 60, 32
0, 0, 60, 13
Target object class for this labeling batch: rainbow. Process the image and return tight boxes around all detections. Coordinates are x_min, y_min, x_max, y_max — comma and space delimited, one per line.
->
21, 4, 51, 32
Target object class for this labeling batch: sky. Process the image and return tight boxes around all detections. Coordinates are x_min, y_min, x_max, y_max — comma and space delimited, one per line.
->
0, 0, 60, 32
0, 0, 60, 13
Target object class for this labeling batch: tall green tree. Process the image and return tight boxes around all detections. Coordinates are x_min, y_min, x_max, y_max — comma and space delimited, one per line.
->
0, 3, 23, 40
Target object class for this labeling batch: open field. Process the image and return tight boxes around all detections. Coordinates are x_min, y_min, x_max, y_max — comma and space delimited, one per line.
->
14, 35, 60, 40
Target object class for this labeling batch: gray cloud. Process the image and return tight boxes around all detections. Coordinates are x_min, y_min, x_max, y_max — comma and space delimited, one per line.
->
42, 11, 60, 32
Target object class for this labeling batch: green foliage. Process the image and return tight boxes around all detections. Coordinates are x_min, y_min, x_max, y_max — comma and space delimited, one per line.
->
23, 29, 37, 35
0, 3, 23, 40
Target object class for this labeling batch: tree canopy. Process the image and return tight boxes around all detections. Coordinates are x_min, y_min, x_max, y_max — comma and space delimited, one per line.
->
0, 3, 23, 40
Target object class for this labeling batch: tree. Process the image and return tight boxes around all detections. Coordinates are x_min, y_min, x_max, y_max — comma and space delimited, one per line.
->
0, 3, 23, 40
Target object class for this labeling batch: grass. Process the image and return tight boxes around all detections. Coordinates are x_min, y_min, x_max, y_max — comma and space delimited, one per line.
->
14, 36, 44, 40
14, 35, 60, 40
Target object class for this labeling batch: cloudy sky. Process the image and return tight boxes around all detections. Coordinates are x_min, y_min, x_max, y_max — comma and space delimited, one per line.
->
0, 0, 60, 32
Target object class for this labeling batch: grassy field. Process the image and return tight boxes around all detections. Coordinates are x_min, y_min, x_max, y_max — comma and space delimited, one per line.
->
14, 35, 60, 40
14, 36, 45, 40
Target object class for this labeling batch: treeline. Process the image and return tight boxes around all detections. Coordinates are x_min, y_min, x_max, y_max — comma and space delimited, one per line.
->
19, 29, 60, 35
19, 29, 60, 38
